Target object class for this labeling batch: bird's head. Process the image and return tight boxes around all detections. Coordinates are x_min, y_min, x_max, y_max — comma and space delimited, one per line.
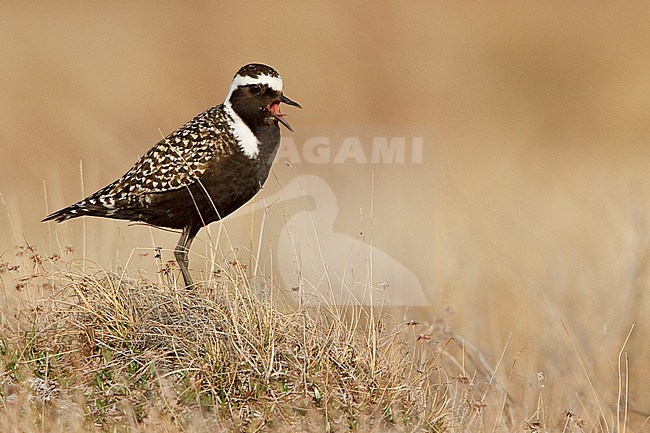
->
225, 63, 301, 131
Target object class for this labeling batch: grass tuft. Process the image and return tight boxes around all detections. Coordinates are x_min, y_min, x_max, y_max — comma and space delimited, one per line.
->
0, 244, 639, 432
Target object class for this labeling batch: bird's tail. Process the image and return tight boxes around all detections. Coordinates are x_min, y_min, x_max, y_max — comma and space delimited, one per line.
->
42, 202, 89, 223
42, 181, 124, 223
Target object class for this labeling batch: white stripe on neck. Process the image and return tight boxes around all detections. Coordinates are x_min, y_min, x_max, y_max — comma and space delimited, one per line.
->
223, 101, 259, 158
221, 72, 284, 159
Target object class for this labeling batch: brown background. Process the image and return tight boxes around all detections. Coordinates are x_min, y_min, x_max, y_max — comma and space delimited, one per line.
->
1, 2, 648, 415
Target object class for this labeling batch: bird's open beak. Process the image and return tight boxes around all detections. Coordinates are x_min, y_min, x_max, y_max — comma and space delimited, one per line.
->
280, 94, 301, 108
268, 94, 302, 132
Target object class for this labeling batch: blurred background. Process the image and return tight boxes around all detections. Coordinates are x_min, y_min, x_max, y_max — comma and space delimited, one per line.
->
1, 1, 648, 418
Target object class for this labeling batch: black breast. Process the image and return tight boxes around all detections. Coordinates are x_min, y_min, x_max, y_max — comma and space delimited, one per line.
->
139, 124, 281, 230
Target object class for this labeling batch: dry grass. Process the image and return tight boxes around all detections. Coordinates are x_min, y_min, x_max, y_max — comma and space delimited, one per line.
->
0, 244, 641, 433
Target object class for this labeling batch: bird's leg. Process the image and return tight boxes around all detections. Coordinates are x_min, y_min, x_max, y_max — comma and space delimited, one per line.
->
174, 225, 199, 289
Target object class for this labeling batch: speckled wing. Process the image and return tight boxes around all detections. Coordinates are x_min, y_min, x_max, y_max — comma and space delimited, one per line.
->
43, 106, 233, 223
109, 108, 226, 197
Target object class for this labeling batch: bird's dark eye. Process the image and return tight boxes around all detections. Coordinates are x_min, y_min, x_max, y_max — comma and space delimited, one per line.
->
249, 84, 262, 95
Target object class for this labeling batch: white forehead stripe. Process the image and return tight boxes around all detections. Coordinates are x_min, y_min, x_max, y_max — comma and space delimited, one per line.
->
225, 73, 284, 100
223, 102, 260, 159
234, 73, 283, 91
